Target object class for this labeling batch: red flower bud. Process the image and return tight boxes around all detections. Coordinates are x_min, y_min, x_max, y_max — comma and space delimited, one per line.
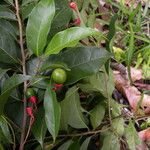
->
26, 107, 33, 117
52, 84, 63, 91
69, 2, 77, 10
73, 18, 81, 25
28, 96, 38, 104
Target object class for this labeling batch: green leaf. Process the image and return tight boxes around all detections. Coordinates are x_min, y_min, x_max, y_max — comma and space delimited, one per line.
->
0, 74, 30, 114
3, 0, 14, 5
60, 86, 87, 129
135, 4, 142, 32
49, 0, 72, 38
45, 27, 101, 56
112, 118, 124, 136
0, 129, 7, 143
90, 103, 105, 129
68, 139, 80, 150
129, 3, 141, 23
0, 116, 12, 143
44, 47, 111, 84
0, 68, 8, 80
5, 98, 23, 128
26, 0, 55, 56
127, 24, 135, 62
26, 57, 44, 75
126, 23, 134, 84
21, 2, 37, 20
80, 137, 91, 150
0, 144, 4, 150
101, 131, 120, 150
58, 140, 73, 150
0, 19, 17, 40
0, 27, 20, 64
32, 106, 47, 147
44, 83, 61, 141
125, 120, 142, 150
0, 6, 16, 20
78, 68, 114, 97
21, 0, 39, 6
40, 61, 70, 72
110, 99, 122, 117
106, 14, 117, 52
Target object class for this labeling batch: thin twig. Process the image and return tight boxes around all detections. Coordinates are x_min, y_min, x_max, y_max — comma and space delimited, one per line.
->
45, 126, 110, 140
59, 128, 109, 137
26, 125, 111, 144
23, 117, 34, 145
14, 0, 28, 150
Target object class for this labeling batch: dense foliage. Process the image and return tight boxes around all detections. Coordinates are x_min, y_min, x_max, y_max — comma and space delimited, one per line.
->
0, 0, 149, 150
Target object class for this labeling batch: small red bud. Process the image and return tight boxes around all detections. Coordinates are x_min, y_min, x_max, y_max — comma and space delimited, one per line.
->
55, 84, 63, 88
52, 84, 63, 91
73, 18, 81, 25
28, 96, 38, 104
26, 107, 33, 117
69, 2, 77, 10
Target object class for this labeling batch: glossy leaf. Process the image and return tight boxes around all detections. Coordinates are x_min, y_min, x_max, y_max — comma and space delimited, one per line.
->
0, 19, 17, 40
21, 0, 39, 6
21, 2, 37, 20
26, 0, 55, 56
58, 140, 73, 150
26, 57, 43, 75
40, 61, 70, 72
90, 103, 105, 129
44, 47, 112, 84
49, 0, 72, 38
0, 116, 12, 143
101, 131, 120, 150
60, 86, 87, 129
0, 74, 30, 114
68, 139, 80, 150
125, 120, 142, 150
0, 6, 16, 20
3, 0, 14, 5
32, 106, 47, 147
44, 84, 61, 141
45, 27, 101, 56
0, 27, 20, 64
5, 97, 23, 128
0, 68, 8, 80
80, 137, 91, 150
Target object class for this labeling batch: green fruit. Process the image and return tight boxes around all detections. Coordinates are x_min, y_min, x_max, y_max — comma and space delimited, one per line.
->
51, 68, 67, 84
26, 88, 35, 99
